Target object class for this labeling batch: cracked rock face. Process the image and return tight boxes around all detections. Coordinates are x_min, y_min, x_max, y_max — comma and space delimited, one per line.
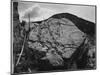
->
28, 17, 86, 66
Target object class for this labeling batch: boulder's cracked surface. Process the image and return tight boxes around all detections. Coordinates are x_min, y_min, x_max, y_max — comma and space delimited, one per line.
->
27, 17, 86, 66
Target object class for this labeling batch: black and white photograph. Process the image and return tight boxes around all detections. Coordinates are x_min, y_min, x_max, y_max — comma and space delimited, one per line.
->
11, 0, 96, 74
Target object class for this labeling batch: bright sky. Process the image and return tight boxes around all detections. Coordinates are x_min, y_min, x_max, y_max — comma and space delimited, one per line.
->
18, 1, 96, 23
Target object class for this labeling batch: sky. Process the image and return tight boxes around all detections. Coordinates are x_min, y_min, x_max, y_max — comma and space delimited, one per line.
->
18, 1, 96, 23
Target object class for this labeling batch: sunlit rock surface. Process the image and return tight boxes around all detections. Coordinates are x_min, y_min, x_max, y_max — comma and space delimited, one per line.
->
27, 17, 86, 66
